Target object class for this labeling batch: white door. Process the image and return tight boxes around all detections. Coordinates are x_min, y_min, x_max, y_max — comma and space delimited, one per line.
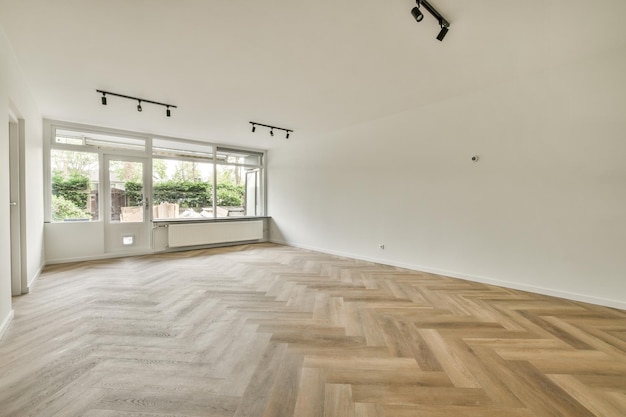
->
103, 155, 151, 253
8, 118, 24, 295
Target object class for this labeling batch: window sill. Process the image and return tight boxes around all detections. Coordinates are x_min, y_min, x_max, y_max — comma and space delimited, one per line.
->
152, 216, 270, 224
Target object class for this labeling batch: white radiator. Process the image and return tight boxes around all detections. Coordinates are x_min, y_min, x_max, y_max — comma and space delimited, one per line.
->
167, 220, 264, 248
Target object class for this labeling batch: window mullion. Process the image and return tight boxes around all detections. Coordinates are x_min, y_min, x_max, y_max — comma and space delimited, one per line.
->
212, 163, 217, 219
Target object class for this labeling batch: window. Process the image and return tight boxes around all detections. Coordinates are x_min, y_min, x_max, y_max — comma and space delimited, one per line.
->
151, 142, 265, 219
47, 121, 266, 224
152, 159, 214, 220
153, 138, 213, 160
55, 129, 146, 152
215, 148, 264, 218
216, 147, 262, 165
152, 139, 215, 220
109, 159, 145, 222
50, 149, 99, 222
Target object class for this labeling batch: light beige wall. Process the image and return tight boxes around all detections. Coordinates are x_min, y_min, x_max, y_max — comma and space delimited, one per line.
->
268, 48, 626, 309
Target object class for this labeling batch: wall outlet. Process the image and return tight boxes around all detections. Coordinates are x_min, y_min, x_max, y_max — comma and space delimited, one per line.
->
378, 244, 385, 250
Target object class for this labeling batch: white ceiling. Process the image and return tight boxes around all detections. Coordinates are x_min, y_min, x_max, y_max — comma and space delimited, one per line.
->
1, 0, 625, 149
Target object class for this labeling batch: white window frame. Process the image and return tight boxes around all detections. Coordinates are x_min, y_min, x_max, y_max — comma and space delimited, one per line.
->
44, 119, 267, 223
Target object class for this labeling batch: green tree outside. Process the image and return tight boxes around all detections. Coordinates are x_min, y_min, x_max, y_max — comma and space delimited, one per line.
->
51, 195, 89, 221
52, 174, 90, 210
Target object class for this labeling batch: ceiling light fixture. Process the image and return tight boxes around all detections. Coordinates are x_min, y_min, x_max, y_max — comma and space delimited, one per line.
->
411, 6, 424, 22
96, 89, 177, 117
437, 25, 449, 41
411, 0, 450, 42
249, 121, 293, 139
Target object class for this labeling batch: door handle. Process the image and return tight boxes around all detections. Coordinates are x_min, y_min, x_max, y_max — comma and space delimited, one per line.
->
10, 202, 17, 206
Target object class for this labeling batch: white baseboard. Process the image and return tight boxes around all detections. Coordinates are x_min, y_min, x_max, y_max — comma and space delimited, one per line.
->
270, 239, 626, 311
45, 249, 155, 265
22, 263, 45, 294
0, 310, 15, 341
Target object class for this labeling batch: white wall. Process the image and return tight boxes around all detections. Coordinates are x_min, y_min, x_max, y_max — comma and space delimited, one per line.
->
44, 222, 105, 263
268, 49, 626, 310
0, 27, 44, 337
45, 219, 269, 263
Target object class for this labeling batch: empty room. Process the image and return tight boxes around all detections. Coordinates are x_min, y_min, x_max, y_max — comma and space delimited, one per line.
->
0, 1, 625, 416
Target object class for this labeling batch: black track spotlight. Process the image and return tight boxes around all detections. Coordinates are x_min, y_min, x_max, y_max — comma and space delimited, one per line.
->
166, 106, 171, 117
101, 93, 107, 105
249, 121, 293, 139
411, 6, 424, 22
437, 25, 449, 41
410, 0, 451, 42
137, 100, 142, 112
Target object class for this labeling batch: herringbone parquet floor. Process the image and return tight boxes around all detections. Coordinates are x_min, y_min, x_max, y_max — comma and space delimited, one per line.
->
0, 243, 625, 417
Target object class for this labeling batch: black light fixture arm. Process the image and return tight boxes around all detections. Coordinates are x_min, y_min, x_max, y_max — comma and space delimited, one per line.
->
419, 0, 449, 29
97, 89, 177, 116
249, 121, 293, 139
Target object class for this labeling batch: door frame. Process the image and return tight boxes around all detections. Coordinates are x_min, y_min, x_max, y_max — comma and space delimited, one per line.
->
8, 110, 28, 296
8, 111, 27, 295
103, 154, 152, 254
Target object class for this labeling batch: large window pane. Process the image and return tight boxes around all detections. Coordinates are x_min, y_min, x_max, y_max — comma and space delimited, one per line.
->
215, 165, 247, 218
153, 159, 214, 220
109, 160, 144, 223
51, 149, 99, 222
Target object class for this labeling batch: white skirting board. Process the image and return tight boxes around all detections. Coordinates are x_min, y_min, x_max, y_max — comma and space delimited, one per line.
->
0, 310, 15, 341
167, 220, 264, 248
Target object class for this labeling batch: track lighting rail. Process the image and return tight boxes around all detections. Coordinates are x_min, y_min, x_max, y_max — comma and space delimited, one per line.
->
420, 0, 449, 28
97, 89, 177, 117
250, 121, 293, 139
